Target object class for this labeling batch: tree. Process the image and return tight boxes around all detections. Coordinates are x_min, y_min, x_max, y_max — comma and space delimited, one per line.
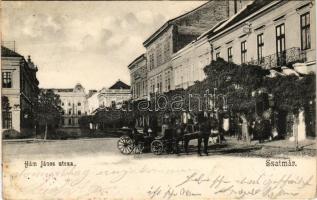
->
189, 58, 270, 142
203, 58, 269, 116
34, 90, 63, 140
264, 73, 315, 113
263, 72, 316, 144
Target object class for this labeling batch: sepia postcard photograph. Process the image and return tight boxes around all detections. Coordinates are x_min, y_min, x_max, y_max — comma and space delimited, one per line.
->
1, 0, 317, 199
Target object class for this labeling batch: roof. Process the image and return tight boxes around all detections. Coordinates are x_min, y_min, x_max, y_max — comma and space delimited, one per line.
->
42, 88, 74, 93
109, 80, 130, 90
1, 46, 23, 57
172, 19, 227, 58
128, 54, 146, 69
143, 1, 211, 47
210, 0, 278, 38
197, 19, 228, 40
87, 90, 98, 98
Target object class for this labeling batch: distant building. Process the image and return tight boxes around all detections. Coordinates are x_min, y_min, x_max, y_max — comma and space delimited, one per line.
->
128, 54, 148, 100
1, 46, 40, 133
87, 90, 99, 114
98, 80, 131, 108
45, 83, 88, 127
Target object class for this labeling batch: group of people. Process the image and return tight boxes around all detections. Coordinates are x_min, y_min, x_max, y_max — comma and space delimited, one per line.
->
230, 114, 272, 143
131, 112, 272, 156
147, 113, 222, 156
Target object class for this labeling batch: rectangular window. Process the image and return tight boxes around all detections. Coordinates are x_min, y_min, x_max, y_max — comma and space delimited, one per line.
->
234, 0, 238, 14
157, 46, 162, 65
68, 109, 72, 115
216, 52, 220, 59
78, 110, 81, 115
165, 41, 170, 59
227, 47, 233, 62
241, 41, 247, 64
151, 79, 155, 93
2, 72, 12, 88
167, 71, 171, 91
257, 33, 264, 63
276, 23, 286, 66
144, 80, 147, 96
2, 111, 12, 129
149, 53, 154, 70
300, 12, 311, 50
164, 72, 168, 91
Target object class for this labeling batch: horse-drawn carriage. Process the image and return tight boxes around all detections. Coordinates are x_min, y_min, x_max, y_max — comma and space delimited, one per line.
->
150, 124, 201, 155
117, 127, 154, 154
117, 125, 199, 155
117, 120, 222, 155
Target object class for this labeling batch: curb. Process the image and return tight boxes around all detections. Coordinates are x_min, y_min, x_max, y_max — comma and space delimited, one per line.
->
2, 137, 119, 143
257, 143, 317, 151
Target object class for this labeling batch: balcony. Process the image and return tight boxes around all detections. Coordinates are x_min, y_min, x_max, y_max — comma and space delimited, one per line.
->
248, 47, 307, 69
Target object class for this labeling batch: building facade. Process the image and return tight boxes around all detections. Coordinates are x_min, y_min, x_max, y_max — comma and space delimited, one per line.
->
209, 0, 315, 71
172, 0, 316, 92
171, 20, 228, 89
128, 54, 148, 100
46, 83, 88, 128
172, 36, 210, 89
206, 0, 316, 139
171, 1, 253, 90
87, 90, 99, 115
1, 46, 40, 133
98, 80, 131, 108
143, 0, 234, 96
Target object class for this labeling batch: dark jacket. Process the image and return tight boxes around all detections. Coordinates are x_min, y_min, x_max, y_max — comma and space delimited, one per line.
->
199, 121, 211, 135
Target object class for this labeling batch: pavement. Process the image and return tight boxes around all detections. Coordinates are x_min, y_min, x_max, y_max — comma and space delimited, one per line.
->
258, 138, 317, 150
3, 136, 316, 161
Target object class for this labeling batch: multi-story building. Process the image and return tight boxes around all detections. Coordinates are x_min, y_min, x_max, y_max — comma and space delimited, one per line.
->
128, 54, 148, 100
143, 0, 235, 95
171, 1, 252, 89
98, 80, 131, 108
87, 89, 99, 115
206, 0, 315, 139
208, 0, 315, 71
172, 20, 227, 89
1, 46, 40, 133
45, 83, 88, 127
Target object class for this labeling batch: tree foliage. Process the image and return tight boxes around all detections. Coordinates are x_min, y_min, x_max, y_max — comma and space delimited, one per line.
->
264, 72, 316, 114
35, 89, 63, 127
192, 58, 270, 118
184, 58, 316, 122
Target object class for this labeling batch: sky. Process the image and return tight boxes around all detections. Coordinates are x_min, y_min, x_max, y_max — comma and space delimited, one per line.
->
2, 1, 205, 91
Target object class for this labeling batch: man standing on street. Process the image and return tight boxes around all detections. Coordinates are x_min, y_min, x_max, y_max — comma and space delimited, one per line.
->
197, 114, 211, 156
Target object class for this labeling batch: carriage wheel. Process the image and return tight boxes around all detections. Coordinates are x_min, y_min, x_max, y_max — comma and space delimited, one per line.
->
117, 135, 134, 154
151, 140, 164, 155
